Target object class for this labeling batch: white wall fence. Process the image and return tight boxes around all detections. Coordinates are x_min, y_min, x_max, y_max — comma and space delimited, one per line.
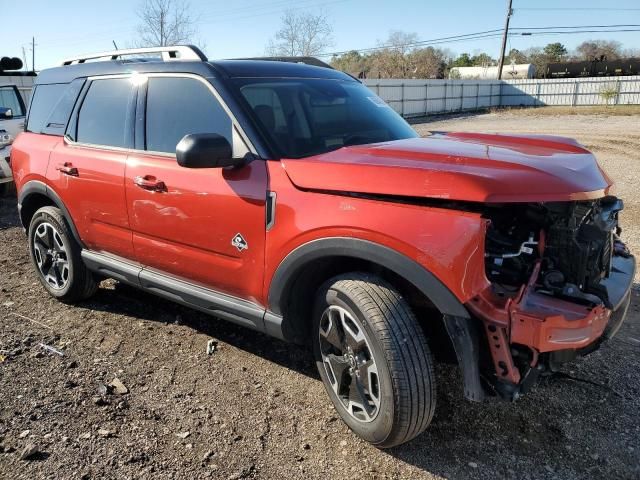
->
364, 76, 640, 117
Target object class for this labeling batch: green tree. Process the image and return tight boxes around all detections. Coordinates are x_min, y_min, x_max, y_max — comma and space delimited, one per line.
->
331, 50, 368, 76
543, 42, 568, 61
451, 53, 472, 67
470, 53, 494, 66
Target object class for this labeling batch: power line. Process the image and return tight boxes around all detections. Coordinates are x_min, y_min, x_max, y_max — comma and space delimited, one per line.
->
323, 29, 504, 56
514, 29, 640, 36
515, 8, 640, 11
323, 25, 640, 57
510, 24, 640, 30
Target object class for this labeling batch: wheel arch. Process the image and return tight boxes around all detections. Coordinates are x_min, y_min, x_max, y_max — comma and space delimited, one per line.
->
267, 237, 470, 337
266, 237, 485, 402
17, 180, 84, 247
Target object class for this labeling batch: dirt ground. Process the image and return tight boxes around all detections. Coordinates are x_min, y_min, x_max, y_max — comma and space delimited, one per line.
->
1, 110, 639, 480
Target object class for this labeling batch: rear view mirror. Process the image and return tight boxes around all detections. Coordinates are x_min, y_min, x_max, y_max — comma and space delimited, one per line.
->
0, 107, 13, 120
176, 133, 243, 168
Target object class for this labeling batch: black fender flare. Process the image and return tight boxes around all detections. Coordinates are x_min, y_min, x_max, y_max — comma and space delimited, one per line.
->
268, 237, 470, 319
266, 237, 484, 402
17, 180, 84, 247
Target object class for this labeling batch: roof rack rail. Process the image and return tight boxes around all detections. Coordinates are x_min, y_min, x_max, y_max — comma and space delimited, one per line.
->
60, 45, 207, 66
233, 56, 334, 70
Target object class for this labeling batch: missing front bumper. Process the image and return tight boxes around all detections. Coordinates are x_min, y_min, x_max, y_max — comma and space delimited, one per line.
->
467, 252, 635, 396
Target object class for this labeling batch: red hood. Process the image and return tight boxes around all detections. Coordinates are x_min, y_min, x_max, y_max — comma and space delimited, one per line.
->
281, 133, 614, 203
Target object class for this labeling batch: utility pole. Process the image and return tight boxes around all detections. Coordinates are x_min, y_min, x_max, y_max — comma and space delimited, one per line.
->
31, 37, 35, 72
496, 0, 513, 80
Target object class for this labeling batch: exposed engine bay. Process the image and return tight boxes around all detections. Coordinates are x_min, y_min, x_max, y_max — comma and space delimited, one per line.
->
467, 195, 636, 400
484, 196, 629, 308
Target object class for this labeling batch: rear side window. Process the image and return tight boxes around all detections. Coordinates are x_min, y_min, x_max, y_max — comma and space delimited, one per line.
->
77, 78, 133, 148
26, 84, 68, 133
145, 77, 232, 154
0, 86, 25, 117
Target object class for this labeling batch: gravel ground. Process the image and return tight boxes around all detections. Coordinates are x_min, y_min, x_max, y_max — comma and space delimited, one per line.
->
1, 110, 639, 479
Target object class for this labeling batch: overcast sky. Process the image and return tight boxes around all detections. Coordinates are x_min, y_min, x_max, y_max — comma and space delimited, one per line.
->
4, 0, 640, 70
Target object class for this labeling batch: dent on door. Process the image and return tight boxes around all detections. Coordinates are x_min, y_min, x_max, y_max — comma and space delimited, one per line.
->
125, 154, 268, 303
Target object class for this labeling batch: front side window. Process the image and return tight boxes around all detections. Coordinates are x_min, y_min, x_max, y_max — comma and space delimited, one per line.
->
77, 78, 133, 148
145, 77, 232, 154
233, 78, 418, 158
0, 86, 25, 117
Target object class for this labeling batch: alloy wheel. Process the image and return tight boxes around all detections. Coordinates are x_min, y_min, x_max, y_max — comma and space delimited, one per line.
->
32, 222, 70, 290
318, 305, 381, 422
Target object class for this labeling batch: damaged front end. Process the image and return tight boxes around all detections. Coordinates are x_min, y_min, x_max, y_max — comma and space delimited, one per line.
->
467, 196, 635, 400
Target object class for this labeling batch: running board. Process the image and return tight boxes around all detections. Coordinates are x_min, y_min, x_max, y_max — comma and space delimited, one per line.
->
81, 250, 267, 332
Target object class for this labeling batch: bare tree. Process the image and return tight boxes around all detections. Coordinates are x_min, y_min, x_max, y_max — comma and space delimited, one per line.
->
135, 0, 198, 47
369, 30, 418, 78
381, 30, 419, 56
266, 10, 333, 56
574, 40, 623, 61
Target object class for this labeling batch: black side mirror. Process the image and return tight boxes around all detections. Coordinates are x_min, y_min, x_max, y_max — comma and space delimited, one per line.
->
176, 133, 242, 169
0, 107, 13, 120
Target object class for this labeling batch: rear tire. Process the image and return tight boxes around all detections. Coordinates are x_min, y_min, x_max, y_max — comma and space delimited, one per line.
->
313, 272, 436, 448
28, 206, 98, 303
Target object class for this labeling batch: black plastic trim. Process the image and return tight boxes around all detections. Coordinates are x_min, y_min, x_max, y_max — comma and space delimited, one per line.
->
139, 268, 265, 331
81, 250, 141, 286
264, 311, 285, 341
81, 250, 267, 332
267, 237, 470, 319
443, 315, 485, 402
17, 180, 84, 247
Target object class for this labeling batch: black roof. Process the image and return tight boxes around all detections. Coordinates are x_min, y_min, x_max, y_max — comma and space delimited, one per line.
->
36, 58, 352, 85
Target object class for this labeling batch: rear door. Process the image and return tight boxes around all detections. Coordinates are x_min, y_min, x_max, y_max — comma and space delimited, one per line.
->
48, 76, 136, 259
125, 74, 268, 301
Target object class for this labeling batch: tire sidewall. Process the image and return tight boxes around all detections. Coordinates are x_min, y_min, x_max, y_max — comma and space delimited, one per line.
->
28, 209, 76, 298
313, 283, 396, 445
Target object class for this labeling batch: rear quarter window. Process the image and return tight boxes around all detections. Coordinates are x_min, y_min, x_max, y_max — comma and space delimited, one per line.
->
26, 84, 68, 133
26, 81, 84, 135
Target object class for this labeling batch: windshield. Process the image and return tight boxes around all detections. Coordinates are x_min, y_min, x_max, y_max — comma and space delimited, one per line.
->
233, 78, 418, 159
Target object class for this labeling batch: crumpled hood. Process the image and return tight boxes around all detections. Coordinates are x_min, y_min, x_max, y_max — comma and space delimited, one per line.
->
281, 133, 614, 203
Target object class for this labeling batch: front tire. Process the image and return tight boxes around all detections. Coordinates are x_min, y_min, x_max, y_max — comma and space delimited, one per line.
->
313, 273, 436, 448
28, 206, 97, 303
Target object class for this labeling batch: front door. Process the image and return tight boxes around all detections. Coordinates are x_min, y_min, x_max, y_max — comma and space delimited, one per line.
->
125, 75, 268, 303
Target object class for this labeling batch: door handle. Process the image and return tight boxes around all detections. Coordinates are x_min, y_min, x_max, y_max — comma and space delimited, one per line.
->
134, 175, 167, 192
56, 162, 79, 176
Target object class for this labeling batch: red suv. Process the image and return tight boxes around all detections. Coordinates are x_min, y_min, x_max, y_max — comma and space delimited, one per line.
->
11, 46, 635, 447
